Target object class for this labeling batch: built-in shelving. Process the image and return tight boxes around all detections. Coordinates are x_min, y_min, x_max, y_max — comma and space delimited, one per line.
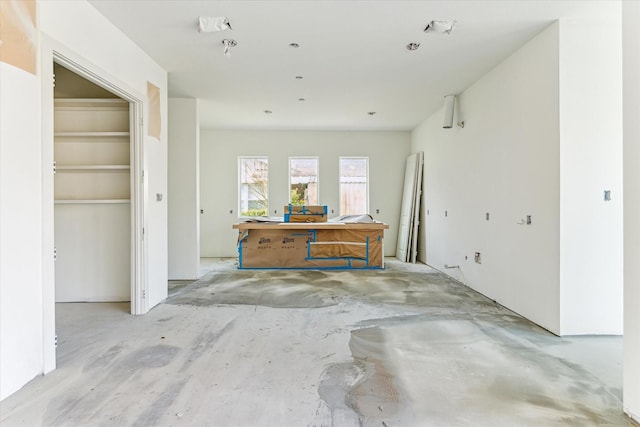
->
54, 97, 131, 302
54, 97, 131, 203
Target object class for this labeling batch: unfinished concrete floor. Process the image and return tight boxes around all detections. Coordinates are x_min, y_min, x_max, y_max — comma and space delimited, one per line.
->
0, 258, 634, 426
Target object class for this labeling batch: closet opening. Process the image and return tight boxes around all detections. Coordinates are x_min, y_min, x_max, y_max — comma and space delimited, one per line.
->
52, 61, 144, 318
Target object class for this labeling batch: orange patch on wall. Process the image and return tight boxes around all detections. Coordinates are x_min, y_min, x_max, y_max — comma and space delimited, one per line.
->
0, 0, 37, 75
147, 81, 161, 139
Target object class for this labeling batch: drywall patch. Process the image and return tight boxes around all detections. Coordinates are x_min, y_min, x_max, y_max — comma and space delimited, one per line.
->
147, 81, 161, 139
0, 0, 37, 75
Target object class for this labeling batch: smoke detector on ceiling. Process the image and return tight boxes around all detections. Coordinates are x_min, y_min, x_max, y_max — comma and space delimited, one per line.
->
424, 20, 456, 34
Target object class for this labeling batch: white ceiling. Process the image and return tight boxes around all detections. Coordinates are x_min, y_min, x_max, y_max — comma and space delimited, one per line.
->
88, 1, 614, 131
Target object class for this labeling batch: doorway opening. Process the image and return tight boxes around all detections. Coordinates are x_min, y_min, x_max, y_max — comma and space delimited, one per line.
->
51, 60, 145, 317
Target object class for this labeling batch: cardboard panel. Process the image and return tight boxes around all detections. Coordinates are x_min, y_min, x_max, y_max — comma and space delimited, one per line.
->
284, 213, 327, 223
238, 226, 384, 269
309, 242, 367, 259
316, 228, 383, 266
239, 230, 311, 268
284, 205, 327, 215
0, 0, 37, 75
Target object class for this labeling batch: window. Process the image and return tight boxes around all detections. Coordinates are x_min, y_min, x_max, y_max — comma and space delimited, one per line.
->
289, 157, 319, 206
339, 157, 368, 215
239, 157, 269, 217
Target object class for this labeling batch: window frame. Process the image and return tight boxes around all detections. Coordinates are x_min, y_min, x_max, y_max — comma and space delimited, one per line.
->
238, 156, 270, 218
338, 156, 369, 215
288, 156, 320, 206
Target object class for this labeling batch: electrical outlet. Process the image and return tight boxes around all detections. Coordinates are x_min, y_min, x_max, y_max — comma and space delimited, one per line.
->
486, 212, 490, 221
445, 210, 448, 217
526, 215, 532, 225
604, 190, 611, 201
474, 252, 481, 264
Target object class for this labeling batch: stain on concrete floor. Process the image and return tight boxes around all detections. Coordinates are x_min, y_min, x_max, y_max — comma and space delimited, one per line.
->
0, 258, 634, 426
166, 259, 633, 426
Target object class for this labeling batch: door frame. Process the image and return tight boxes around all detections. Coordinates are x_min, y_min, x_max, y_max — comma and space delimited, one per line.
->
41, 36, 148, 373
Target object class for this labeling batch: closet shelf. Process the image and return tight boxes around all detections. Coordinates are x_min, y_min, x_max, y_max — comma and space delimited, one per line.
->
54, 98, 128, 109
54, 199, 131, 205
56, 165, 130, 171
54, 131, 130, 137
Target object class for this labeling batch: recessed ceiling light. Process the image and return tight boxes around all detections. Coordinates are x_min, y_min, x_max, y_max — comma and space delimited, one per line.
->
264, 110, 272, 114
295, 76, 304, 80
424, 20, 456, 34
368, 112, 376, 116
406, 42, 420, 51
289, 43, 300, 48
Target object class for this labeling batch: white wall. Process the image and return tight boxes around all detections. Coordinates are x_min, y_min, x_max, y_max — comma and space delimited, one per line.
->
412, 23, 562, 334
200, 130, 411, 258
0, 63, 44, 400
558, 13, 623, 335
168, 98, 200, 280
1, 0, 168, 400
40, 0, 168, 308
623, 1, 640, 421
412, 15, 624, 337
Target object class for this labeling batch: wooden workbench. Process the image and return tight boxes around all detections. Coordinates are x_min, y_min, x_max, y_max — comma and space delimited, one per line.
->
233, 221, 389, 269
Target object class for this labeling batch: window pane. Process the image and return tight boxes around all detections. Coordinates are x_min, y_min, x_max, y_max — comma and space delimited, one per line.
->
239, 157, 268, 217
339, 157, 368, 215
289, 157, 319, 206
